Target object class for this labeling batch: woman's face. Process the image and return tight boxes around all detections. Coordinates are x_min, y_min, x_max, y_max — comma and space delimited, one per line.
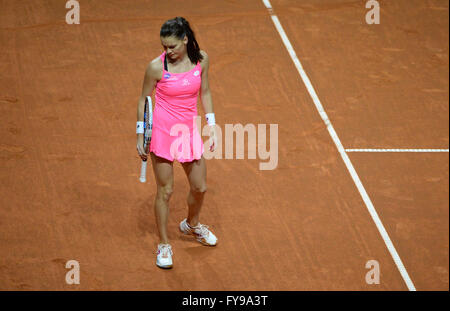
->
160, 35, 187, 60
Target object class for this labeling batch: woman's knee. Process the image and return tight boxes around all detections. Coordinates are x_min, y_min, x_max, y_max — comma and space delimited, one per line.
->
190, 184, 207, 195
157, 184, 174, 202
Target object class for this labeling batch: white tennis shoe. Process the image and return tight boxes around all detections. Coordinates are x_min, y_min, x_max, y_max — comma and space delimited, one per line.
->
156, 243, 173, 269
179, 219, 218, 246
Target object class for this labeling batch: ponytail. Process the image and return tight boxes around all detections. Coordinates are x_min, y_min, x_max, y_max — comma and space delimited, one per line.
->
160, 17, 203, 64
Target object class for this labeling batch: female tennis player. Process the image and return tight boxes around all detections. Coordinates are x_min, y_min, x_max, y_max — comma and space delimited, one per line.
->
136, 17, 218, 269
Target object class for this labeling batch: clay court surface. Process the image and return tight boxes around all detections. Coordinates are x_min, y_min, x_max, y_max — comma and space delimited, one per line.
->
0, 0, 448, 290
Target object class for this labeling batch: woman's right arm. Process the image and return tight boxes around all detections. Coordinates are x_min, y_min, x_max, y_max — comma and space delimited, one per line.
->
137, 58, 162, 159
137, 59, 160, 122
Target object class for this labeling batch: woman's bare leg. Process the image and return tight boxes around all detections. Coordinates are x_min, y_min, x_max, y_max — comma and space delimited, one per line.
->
150, 152, 174, 244
181, 156, 207, 227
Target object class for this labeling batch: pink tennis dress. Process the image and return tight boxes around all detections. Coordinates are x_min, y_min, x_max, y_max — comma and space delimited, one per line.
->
149, 51, 204, 162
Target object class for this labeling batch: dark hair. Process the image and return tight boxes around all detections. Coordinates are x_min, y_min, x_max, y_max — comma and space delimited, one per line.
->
160, 17, 203, 64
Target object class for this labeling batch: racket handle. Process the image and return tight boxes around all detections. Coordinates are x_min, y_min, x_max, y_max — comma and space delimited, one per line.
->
139, 159, 147, 183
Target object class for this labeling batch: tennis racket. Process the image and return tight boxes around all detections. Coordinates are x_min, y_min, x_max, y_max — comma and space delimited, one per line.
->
139, 96, 153, 183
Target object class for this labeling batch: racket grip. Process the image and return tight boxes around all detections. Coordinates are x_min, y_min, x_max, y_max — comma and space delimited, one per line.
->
139, 159, 147, 183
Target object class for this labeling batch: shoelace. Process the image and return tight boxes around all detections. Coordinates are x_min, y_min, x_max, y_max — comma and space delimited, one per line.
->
156, 244, 173, 257
193, 224, 210, 238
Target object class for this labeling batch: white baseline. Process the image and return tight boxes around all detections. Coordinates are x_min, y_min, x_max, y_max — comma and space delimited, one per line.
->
262, 0, 416, 291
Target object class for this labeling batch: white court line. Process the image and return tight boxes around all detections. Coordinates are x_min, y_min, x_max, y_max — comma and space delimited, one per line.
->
262, 0, 417, 291
346, 149, 449, 152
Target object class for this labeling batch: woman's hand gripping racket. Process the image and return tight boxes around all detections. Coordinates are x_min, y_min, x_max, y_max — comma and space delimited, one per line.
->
139, 96, 153, 183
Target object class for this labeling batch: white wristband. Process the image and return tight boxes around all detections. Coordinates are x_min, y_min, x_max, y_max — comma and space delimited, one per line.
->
205, 113, 215, 126
136, 121, 144, 134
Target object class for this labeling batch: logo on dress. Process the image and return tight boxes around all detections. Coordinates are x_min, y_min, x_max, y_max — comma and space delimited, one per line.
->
182, 78, 191, 86
193, 70, 200, 76
164, 73, 171, 79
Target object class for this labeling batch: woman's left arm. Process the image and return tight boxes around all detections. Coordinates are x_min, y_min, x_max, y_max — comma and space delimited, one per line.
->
200, 51, 217, 151
200, 51, 213, 114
